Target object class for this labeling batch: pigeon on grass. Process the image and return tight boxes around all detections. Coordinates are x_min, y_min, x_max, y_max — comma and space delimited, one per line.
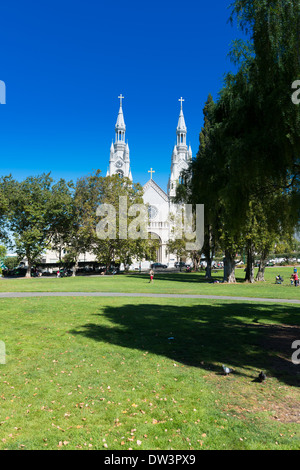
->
222, 365, 233, 375
258, 371, 267, 382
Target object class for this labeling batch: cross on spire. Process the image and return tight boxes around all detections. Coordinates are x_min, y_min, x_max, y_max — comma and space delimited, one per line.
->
118, 94, 124, 107
179, 97, 185, 109
148, 168, 155, 179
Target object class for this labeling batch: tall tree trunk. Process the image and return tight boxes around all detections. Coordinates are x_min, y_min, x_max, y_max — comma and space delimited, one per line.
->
245, 242, 255, 283
223, 250, 236, 283
25, 258, 32, 278
256, 248, 268, 282
202, 225, 214, 279
193, 252, 200, 271
105, 262, 110, 274
72, 256, 79, 277
25, 250, 32, 278
205, 257, 212, 279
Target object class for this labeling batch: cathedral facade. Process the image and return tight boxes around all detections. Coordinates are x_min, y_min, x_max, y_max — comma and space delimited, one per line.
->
107, 95, 192, 267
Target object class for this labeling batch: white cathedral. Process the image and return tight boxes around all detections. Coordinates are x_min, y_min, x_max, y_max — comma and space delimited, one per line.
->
44, 95, 192, 270
106, 94, 192, 268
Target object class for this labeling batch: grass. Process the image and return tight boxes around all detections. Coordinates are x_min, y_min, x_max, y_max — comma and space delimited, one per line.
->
0, 266, 300, 300
0, 295, 300, 450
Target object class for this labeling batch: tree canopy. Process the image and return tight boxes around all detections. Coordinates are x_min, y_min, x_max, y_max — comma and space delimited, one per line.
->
175, 0, 300, 282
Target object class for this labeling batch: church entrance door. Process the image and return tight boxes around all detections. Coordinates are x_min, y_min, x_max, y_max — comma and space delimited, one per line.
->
148, 232, 162, 263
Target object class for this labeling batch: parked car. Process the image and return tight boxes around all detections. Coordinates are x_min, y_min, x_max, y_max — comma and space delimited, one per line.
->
175, 261, 188, 269
150, 262, 168, 269
107, 265, 120, 274
59, 268, 73, 277
3, 266, 40, 277
3, 267, 25, 277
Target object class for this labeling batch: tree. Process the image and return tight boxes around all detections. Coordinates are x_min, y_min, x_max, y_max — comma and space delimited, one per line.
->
0, 176, 12, 242
3, 174, 76, 278
47, 178, 74, 264
0, 245, 6, 264
59, 171, 104, 276
200, 1, 300, 282
175, 95, 222, 279
6, 174, 55, 277
92, 174, 151, 272
3, 256, 18, 271
274, 235, 300, 263
0, 190, 7, 241
54, 171, 153, 274
166, 238, 188, 271
228, 0, 300, 198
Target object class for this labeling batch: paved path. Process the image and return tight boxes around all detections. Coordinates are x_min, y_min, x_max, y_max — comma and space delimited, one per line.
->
0, 291, 299, 304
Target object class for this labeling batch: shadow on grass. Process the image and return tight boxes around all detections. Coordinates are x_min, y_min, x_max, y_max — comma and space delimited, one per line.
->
127, 272, 234, 284
70, 302, 300, 387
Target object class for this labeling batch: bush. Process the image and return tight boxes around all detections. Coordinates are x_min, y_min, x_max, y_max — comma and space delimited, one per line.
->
4, 256, 19, 271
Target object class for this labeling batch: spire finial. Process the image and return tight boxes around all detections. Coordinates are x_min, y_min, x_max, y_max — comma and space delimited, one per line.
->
179, 97, 185, 110
118, 94, 124, 107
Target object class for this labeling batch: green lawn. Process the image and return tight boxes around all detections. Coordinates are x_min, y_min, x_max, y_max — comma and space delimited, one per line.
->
0, 296, 299, 450
0, 266, 300, 300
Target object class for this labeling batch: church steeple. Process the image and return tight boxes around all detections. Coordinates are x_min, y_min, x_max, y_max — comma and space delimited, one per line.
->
176, 97, 187, 148
168, 97, 192, 197
106, 95, 132, 180
115, 94, 126, 144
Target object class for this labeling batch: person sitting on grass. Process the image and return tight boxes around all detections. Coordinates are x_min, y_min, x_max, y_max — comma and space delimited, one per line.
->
275, 274, 283, 284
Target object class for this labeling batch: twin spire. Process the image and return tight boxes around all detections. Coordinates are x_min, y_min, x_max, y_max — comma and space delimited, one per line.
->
108, 95, 192, 192
114, 94, 188, 141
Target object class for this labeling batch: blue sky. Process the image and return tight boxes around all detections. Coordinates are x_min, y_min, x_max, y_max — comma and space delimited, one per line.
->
0, 0, 244, 191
